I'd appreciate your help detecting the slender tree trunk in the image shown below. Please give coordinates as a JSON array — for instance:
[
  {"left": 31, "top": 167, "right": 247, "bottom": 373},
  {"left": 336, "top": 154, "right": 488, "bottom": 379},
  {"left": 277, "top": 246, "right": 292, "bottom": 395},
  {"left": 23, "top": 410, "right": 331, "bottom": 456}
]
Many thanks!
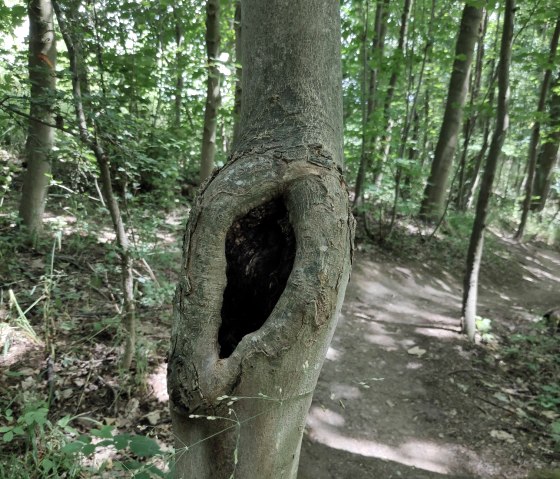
[
  {"left": 464, "top": 106, "right": 493, "bottom": 209},
  {"left": 455, "top": 8, "right": 488, "bottom": 209},
  {"left": 420, "top": 88, "right": 431, "bottom": 167},
  {"left": 19, "top": 0, "right": 57, "bottom": 236},
  {"left": 462, "top": 0, "right": 514, "bottom": 341},
  {"left": 461, "top": 9, "right": 501, "bottom": 209},
  {"left": 53, "top": 0, "right": 136, "bottom": 369},
  {"left": 533, "top": 75, "right": 560, "bottom": 211},
  {"left": 232, "top": 0, "right": 242, "bottom": 148},
  {"left": 516, "top": 17, "right": 560, "bottom": 236},
  {"left": 167, "top": 1, "right": 354, "bottom": 477},
  {"left": 173, "top": 6, "right": 184, "bottom": 128},
  {"left": 353, "top": 0, "right": 389, "bottom": 208},
  {"left": 419, "top": 2, "right": 484, "bottom": 220},
  {"left": 387, "top": 1, "right": 435, "bottom": 236},
  {"left": 372, "top": 0, "right": 413, "bottom": 185},
  {"left": 199, "top": 0, "right": 221, "bottom": 183}
]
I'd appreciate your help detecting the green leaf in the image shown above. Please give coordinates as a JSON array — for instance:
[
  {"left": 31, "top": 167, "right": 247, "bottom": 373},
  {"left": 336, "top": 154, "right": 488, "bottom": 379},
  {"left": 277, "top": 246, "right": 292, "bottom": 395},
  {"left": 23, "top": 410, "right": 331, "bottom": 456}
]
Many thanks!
[
  {"left": 57, "top": 416, "right": 72, "bottom": 428},
  {"left": 129, "top": 435, "right": 161, "bottom": 457},
  {"left": 113, "top": 434, "right": 132, "bottom": 450},
  {"left": 3, "top": 430, "right": 14, "bottom": 442},
  {"left": 82, "top": 443, "right": 97, "bottom": 455},
  {"left": 91, "top": 424, "right": 114, "bottom": 439},
  {"left": 62, "top": 441, "right": 85, "bottom": 454},
  {"left": 42, "top": 458, "right": 55, "bottom": 474}
]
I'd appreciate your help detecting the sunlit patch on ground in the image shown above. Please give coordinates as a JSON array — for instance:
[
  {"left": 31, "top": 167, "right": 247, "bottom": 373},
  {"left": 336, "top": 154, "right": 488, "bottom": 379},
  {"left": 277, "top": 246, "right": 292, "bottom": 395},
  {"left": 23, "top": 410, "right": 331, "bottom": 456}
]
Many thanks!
[
  {"left": 148, "top": 363, "right": 169, "bottom": 403},
  {"left": 0, "top": 326, "right": 42, "bottom": 368},
  {"left": 325, "top": 346, "right": 341, "bottom": 361},
  {"left": 306, "top": 412, "right": 456, "bottom": 474}
]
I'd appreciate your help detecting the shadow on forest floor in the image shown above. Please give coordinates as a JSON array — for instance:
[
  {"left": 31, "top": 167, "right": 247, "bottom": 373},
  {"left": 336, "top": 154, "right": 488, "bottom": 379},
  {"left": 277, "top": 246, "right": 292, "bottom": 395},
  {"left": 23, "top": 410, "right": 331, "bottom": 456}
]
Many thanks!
[{"left": 299, "top": 235, "right": 560, "bottom": 478}]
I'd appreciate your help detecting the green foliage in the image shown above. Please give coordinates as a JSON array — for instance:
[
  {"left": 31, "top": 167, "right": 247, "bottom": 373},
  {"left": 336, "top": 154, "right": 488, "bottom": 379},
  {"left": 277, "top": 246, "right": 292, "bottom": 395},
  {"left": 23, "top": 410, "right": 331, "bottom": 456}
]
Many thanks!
[
  {"left": 475, "top": 316, "right": 496, "bottom": 342},
  {"left": 0, "top": 400, "right": 171, "bottom": 478},
  {"left": 503, "top": 321, "right": 560, "bottom": 448}
]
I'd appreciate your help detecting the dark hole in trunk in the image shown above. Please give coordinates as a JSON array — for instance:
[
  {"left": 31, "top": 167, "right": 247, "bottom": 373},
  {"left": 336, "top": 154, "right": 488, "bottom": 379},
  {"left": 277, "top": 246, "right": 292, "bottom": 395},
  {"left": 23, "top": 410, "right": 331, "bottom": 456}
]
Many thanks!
[{"left": 218, "top": 198, "right": 296, "bottom": 358}]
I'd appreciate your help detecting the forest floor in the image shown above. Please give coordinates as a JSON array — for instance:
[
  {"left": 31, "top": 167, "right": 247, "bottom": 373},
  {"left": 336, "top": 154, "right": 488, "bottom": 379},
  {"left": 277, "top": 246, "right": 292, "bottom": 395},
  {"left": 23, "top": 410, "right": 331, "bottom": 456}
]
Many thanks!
[
  {"left": 1, "top": 204, "right": 559, "bottom": 478},
  {"left": 299, "top": 227, "right": 560, "bottom": 479}
]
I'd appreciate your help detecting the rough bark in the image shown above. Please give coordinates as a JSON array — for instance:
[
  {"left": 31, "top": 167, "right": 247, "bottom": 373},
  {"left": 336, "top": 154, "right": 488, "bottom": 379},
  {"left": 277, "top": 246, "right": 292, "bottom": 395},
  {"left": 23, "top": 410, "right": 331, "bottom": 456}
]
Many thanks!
[
  {"left": 462, "top": 0, "right": 514, "bottom": 341},
  {"left": 53, "top": 0, "right": 136, "bottom": 369},
  {"left": 353, "top": 0, "right": 389, "bottom": 208},
  {"left": 515, "top": 17, "right": 560, "bottom": 239},
  {"left": 167, "top": 1, "right": 354, "bottom": 478},
  {"left": 419, "top": 2, "right": 484, "bottom": 220},
  {"left": 533, "top": 75, "right": 560, "bottom": 211},
  {"left": 199, "top": 0, "right": 221, "bottom": 183},
  {"left": 19, "top": 0, "right": 57, "bottom": 236}
]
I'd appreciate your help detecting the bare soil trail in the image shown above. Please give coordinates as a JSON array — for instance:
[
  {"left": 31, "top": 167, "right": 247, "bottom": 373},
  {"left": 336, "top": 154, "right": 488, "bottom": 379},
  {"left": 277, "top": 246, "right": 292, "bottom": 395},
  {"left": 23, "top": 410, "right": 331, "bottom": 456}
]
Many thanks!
[{"left": 299, "top": 235, "right": 560, "bottom": 479}]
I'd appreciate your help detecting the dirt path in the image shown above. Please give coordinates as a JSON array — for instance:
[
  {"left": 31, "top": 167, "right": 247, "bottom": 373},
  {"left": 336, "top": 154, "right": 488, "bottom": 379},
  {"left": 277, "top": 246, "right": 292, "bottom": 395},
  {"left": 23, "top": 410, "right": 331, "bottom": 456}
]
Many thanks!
[{"left": 298, "top": 237, "right": 560, "bottom": 479}]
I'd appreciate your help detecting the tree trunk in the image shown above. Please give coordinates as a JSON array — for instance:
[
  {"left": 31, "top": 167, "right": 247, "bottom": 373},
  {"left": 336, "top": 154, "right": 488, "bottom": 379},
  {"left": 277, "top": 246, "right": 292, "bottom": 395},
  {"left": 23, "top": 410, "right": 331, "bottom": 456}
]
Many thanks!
[
  {"left": 533, "top": 75, "right": 560, "bottom": 211},
  {"left": 19, "top": 0, "right": 57, "bottom": 236},
  {"left": 173, "top": 6, "right": 184, "bottom": 128},
  {"left": 232, "top": 0, "right": 242, "bottom": 148},
  {"left": 353, "top": 0, "right": 389, "bottom": 208},
  {"left": 167, "top": 1, "right": 354, "bottom": 477},
  {"left": 515, "top": 17, "right": 560, "bottom": 239},
  {"left": 462, "top": 0, "right": 514, "bottom": 341},
  {"left": 53, "top": 0, "right": 136, "bottom": 369},
  {"left": 199, "top": 0, "right": 221, "bottom": 183},
  {"left": 455, "top": 8, "right": 488, "bottom": 210},
  {"left": 372, "top": 0, "right": 413, "bottom": 185},
  {"left": 419, "top": 2, "right": 484, "bottom": 220}
]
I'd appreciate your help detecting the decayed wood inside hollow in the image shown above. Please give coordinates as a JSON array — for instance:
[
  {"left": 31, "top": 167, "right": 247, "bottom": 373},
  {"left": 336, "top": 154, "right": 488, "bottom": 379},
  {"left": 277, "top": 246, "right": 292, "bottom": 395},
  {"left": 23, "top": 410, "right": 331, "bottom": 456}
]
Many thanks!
[{"left": 219, "top": 198, "right": 296, "bottom": 358}]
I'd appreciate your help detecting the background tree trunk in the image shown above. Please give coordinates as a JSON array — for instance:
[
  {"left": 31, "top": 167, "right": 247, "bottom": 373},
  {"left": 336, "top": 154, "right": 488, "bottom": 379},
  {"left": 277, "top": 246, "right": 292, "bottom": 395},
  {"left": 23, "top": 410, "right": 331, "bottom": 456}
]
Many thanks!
[
  {"left": 53, "top": 0, "right": 136, "bottom": 369},
  {"left": 419, "top": 2, "right": 483, "bottom": 220},
  {"left": 515, "top": 17, "right": 560, "bottom": 240},
  {"left": 199, "top": 0, "right": 221, "bottom": 183},
  {"left": 372, "top": 0, "right": 412, "bottom": 185},
  {"left": 462, "top": 0, "right": 514, "bottom": 341},
  {"left": 19, "top": 0, "right": 57, "bottom": 236},
  {"left": 168, "top": 1, "right": 354, "bottom": 477},
  {"left": 455, "top": 8, "right": 488, "bottom": 210},
  {"left": 353, "top": 0, "right": 389, "bottom": 208},
  {"left": 532, "top": 75, "right": 560, "bottom": 212},
  {"left": 173, "top": 6, "right": 184, "bottom": 128},
  {"left": 232, "top": 0, "right": 242, "bottom": 148}
]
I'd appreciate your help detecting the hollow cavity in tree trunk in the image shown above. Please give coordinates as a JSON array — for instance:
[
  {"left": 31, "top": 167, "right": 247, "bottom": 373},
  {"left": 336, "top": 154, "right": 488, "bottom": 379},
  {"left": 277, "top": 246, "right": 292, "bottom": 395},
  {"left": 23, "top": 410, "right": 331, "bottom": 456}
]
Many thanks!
[{"left": 218, "top": 198, "right": 296, "bottom": 358}]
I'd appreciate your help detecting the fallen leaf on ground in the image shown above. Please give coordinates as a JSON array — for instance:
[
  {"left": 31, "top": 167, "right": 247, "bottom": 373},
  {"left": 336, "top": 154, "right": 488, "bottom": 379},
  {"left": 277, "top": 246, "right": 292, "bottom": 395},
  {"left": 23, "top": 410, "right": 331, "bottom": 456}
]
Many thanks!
[
  {"left": 407, "top": 346, "right": 426, "bottom": 357},
  {"left": 490, "top": 429, "right": 515, "bottom": 443}
]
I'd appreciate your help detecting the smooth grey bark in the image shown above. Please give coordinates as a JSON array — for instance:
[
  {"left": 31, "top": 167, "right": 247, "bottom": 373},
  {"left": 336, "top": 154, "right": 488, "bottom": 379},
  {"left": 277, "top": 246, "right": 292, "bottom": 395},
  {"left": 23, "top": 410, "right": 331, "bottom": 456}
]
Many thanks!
[
  {"left": 419, "top": 2, "right": 484, "bottom": 220},
  {"left": 168, "top": 1, "right": 354, "bottom": 478},
  {"left": 53, "top": 0, "right": 136, "bottom": 369},
  {"left": 462, "top": 0, "right": 514, "bottom": 341},
  {"left": 199, "top": 0, "right": 221, "bottom": 183},
  {"left": 515, "top": 17, "right": 560, "bottom": 238},
  {"left": 353, "top": 0, "right": 389, "bottom": 208},
  {"left": 19, "top": 0, "right": 57, "bottom": 236},
  {"left": 533, "top": 75, "right": 560, "bottom": 211}
]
